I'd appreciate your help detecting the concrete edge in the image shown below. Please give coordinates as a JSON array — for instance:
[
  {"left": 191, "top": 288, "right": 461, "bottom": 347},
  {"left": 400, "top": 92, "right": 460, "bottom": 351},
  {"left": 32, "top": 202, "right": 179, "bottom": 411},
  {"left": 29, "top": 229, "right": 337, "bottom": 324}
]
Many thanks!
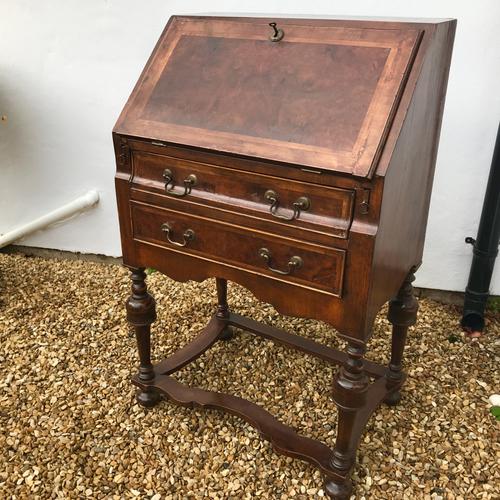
[{"left": 1, "top": 244, "right": 123, "bottom": 266}]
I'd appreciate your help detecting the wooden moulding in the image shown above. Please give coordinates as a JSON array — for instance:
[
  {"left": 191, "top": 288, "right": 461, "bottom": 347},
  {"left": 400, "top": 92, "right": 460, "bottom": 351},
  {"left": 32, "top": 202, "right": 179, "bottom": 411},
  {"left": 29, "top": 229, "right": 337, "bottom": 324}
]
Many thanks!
[{"left": 132, "top": 312, "right": 403, "bottom": 482}]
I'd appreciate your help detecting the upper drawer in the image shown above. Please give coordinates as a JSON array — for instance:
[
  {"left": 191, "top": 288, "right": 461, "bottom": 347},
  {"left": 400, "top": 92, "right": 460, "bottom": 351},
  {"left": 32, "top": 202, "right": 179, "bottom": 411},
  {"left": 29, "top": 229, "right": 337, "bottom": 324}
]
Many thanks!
[{"left": 130, "top": 150, "right": 354, "bottom": 239}]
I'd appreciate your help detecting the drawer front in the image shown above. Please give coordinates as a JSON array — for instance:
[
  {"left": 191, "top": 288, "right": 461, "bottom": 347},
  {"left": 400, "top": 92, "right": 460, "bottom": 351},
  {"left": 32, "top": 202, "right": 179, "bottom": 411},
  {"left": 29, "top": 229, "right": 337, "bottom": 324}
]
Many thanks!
[
  {"left": 131, "top": 201, "right": 346, "bottom": 297},
  {"left": 131, "top": 150, "right": 354, "bottom": 239}
]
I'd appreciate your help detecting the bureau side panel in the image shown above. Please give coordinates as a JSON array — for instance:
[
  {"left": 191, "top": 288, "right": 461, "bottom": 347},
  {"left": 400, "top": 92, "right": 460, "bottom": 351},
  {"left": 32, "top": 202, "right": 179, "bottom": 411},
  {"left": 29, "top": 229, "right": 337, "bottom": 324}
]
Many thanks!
[
  {"left": 113, "top": 133, "right": 137, "bottom": 266},
  {"left": 367, "top": 20, "right": 456, "bottom": 320}
]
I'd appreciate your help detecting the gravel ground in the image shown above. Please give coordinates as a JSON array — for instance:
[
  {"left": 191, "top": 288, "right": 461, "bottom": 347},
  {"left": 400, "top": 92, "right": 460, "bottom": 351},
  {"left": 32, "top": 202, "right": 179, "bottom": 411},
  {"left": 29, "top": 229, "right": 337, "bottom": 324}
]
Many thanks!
[{"left": 0, "top": 252, "right": 499, "bottom": 500}]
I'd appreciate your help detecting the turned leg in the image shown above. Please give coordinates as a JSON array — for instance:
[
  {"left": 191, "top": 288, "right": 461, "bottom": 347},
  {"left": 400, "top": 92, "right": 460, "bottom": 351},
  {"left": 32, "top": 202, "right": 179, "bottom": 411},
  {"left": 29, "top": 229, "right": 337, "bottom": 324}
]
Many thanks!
[
  {"left": 325, "top": 343, "right": 369, "bottom": 499},
  {"left": 126, "top": 268, "right": 161, "bottom": 407},
  {"left": 384, "top": 269, "right": 419, "bottom": 405},
  {"left": 216, "top": 278, "right": 234, "bottom": 341}
]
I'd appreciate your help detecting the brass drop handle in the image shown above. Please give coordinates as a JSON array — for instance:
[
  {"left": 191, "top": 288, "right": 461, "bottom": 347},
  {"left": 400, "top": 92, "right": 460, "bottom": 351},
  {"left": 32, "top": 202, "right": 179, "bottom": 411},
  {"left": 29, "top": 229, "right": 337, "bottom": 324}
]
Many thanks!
[
  {"left": 163, "top": 168, "right": 197, "bottom": 197},
  {"left": 264, "top": 189, "right": 311, "bottom": 221},
  {"left": 161, "top": 223, "right": 195, "bottom": 247},
  {"left": 258, "top": 247, "right": 303, "bottom": 275}
]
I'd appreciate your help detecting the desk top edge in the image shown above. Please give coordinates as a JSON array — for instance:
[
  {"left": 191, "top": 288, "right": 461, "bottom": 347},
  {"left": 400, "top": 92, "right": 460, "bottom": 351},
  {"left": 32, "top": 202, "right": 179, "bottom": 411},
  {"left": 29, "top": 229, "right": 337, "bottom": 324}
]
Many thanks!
[{"left": 173, "top": 14, "right": 456, "bottom": 26}]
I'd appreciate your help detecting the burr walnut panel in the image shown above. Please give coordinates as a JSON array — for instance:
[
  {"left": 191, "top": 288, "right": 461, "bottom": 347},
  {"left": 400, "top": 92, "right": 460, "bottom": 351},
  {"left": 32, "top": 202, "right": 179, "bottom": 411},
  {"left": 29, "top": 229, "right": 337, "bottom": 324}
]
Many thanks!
[{"left": 143, "top": 36, "right": 389, "bottom": 152}]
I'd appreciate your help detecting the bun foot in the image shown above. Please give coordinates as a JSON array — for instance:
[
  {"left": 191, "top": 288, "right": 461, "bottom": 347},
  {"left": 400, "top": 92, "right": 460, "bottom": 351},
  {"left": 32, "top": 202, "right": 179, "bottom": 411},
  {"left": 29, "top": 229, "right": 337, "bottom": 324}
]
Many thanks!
[
  {"left": 136, "top": 389, "right": 161, "bottom": 408},
  {"left": 219, "top": 325, "right": 234, "bottom": 341},
  {"left": 324, "top": 477, "right": 352, "bottom": 499},
  {"left": 384, "top": 389, "right": 401, "bottom": 406}
]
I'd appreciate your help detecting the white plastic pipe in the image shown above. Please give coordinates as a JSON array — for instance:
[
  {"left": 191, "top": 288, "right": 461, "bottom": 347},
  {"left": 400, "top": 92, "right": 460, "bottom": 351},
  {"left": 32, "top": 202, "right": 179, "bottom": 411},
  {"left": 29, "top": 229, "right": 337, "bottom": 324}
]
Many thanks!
[{"left": 0, "top": 190, "right": 99, "bottom": 248}]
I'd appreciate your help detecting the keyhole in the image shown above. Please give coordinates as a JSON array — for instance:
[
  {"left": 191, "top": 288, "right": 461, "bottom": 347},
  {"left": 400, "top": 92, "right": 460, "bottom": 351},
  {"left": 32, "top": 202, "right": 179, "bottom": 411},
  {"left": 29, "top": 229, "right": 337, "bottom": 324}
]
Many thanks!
[{"left": 268, "top": 22, "right": 284, "bottom": 42}]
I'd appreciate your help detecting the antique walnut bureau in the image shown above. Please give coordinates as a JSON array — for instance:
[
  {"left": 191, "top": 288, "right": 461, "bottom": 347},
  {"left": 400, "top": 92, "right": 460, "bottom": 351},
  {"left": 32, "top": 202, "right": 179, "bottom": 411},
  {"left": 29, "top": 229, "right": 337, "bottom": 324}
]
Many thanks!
[{"left": 114, "top": 16, "right": 455, "bottom": 498}]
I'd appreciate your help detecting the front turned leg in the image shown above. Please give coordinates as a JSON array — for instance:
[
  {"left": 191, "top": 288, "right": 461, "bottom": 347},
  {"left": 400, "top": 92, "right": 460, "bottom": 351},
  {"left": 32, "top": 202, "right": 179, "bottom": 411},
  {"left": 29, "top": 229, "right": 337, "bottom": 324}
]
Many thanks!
[
  {"left": 126, "top": 268, "right": 161, "bottom": 407},
  {"left": 216, "top": 278, "right": 234, "bottom": 341},
  {"left": 385, "top": 269, "right": 419, "bottom": 405},
  {"left": 325, "top": 343, "right": 369, "bottom": 499}
]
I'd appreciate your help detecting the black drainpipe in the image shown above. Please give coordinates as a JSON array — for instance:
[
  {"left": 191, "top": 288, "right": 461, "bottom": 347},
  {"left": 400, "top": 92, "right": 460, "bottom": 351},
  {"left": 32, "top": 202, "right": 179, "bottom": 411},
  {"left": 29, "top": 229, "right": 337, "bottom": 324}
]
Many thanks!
[{"left": 461, "top": 122, "right": 500, "bottom": 333}]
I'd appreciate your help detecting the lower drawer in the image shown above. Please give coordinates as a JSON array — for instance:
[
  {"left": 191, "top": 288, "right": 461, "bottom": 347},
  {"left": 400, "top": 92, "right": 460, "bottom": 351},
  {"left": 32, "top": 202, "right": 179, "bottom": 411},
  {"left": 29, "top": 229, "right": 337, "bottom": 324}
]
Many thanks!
[{"left": 131, "top": 201, "right": 346, "bottom": 297}]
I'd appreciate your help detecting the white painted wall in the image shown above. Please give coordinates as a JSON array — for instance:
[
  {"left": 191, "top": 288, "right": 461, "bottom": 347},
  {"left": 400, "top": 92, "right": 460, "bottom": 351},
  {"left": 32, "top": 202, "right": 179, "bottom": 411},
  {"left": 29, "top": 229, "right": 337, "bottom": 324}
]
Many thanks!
[{"left": 1, "top": 1, "right": 499, "bottom": 293}]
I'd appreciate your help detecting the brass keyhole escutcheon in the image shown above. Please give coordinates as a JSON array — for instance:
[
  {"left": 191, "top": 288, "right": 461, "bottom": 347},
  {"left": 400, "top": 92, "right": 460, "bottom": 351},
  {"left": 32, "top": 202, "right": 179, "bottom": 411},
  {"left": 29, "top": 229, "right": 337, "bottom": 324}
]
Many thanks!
[{"left": 268, "top": 22, "right": 284, "bottom": 42}]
